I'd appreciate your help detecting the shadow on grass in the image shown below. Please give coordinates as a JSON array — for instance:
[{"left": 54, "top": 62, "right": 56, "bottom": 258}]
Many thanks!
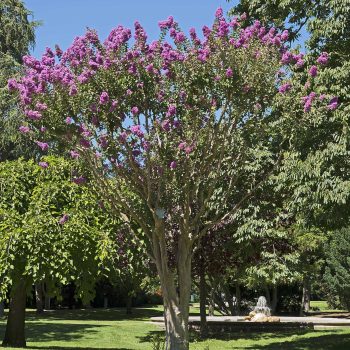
[
  {"left": 245, "top": 331, "right": 350, "bottom": 350},
  {"left": 137, "top": 329, "right": 312, "bottom": 344},
  {"left": 0, "top": 322, "right": 101, "bottom": 343},
  {"left": 25, "top": 347, "right": 132, "bottom": 350},
  {"left": 22, "top": 306, "right": 164, "bottom": 322},
  {"left": 138, "top": 329, "right": 350, "bottom": 350},
  {"left": 0, "top": 322, "right": 139, "bottom": 349}
]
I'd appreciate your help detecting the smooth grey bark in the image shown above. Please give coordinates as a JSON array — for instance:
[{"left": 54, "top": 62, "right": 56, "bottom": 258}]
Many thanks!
[
  {"left": 35, "top": 282, "right": 44, "bottom": 314},
  {"left": 199, "top": 268, "right": 208, "bottom": 338},
  {"left": 153, "top": 219, "right": 191, "bottom": 350},
  {"left": 300, "top": 276, "right": 311, "bottom": 315},
  {"left": 2, "top": 278, "right": 27, "bottom": 348}
]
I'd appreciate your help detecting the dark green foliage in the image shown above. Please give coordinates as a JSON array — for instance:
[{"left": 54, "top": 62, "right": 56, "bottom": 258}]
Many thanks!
[
  {"left": 0, "top": 0, "right": 39, "bottom": 161},
  {"left": 323, "top": 227, "right": 350, "bottom": 310}
]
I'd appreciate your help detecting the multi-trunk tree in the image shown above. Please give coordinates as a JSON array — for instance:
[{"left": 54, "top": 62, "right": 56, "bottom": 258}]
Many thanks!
[{"left": 9, "top": 8, "right": 338, "bottom": 349}]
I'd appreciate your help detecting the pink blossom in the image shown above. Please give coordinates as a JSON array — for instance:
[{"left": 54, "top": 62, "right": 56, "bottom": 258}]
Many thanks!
[
  {"left": 65, "top": 117, "right": 73, "bottom": 124},
  {"left": 327, "top": 97, "right": 338, "bottom": 110},
  {"left": 7, "top": 78, "right": 18, "bottom": 91},
  {"left": 167, "top": 105, "right": 176, "bottom": 117},
  {"left": 25, "top": 110, "right": 42, "bottom": 120},
  {"left": 35, "top": 141, "right": 49, "bottom": 151},
  {"left": 161, "top": 119, "right": 171, "bottom": 132},
  {"left": 131, "top": 106, "right": 139, "bottom": 115},
  {"left": 19, "top": 126, "right": 30, "bottom": 133},
  {"left": 99, "top": 91, "right": 109, "bottom": 104},
  {"left": 36, "top": 102, "right": 48, "bottom": 111},
  {"left": 59, "top": 214, "right": 69, "bottom": 224},
  {"left": 70, "top": 150, "right": 80, "bottom": 159},
  {"left": 170, "top": 161, "right": 177, "bottom": 169},
  {"left": 308, "top": 65, "right": 317, "bottom": 77},
  {"left": 39, "top": 161, "right": 49, "bottom": 168},
  {"left": 317, "top": 52, "right": 329, "bottom": 65},
  {"left": 226, "top": 68, "right": 233, "bottom": 78},
  {"left": 130, "top": 125, "right": 144, "bottom": 138},
  {"left": 278, "top": 83, "right": 292, "bottom": 94},
  {"left": 178, "top": 142, "right": 186, "bottom": 150},
  {"left": 281, "top": 30, "right": 289, "bottom": 41},
  {"left": 72, "top": 176, "right": 86, "bottom": 185},
  {"left": 69, "top": 85, "right": 78, "bottom": 96}
]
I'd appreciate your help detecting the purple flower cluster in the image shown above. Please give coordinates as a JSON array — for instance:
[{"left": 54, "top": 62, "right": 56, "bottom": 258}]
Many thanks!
[
  {"left": 327, "top": 97, "right": 338, "bottom": 110},
  {"left": 38, "top": 161, "right": 49, "bottom": 168},
  {"left": 19, "top": 125, "right": 30, "bottom": 133},
  {"left": 130, "top": 125, "right": 144, "bottom": 138},
  {"left": 35, "top": 141, "right": 49, "bottom": 151},
  {"left": 278, "top": 82, "right": 292, "bottom": 94},
  {"left": 317, "top": 52, "right": 329, "bottom": 65},
  {"left": 308, "top": 65, "right": 318, "bottom": 77},
  {"left": 303, "top": 92, "right": 317, "bottom": 112},
  {"left": 59, "top": 213, "right": 69, "bottom": 225}
]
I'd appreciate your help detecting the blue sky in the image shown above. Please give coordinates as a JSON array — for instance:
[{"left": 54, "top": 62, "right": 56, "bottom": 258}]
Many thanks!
[{"left": 24, "top": 0, "right": 237, "bottom": 58}]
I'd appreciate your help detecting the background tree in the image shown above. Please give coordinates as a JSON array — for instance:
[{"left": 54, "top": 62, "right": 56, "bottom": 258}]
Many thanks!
[
  {"left": 0, "top": 0, "right": 40, "bottom": 161},
  {"left": 0, "top": 157, "right": 114, "bottom": 347},
  {"left": 323, "top": 227, "right": 350, "bottom": 310}
]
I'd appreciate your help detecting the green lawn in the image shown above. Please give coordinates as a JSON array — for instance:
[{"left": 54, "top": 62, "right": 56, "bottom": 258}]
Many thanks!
[
  {"left": 310, "top": 300, "right": 346, "bottom": 313},
  {"left": 0, "top": 305, "right": 349, "bottom": 349}
]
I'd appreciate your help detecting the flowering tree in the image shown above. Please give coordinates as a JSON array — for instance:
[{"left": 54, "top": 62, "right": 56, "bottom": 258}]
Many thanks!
[{"left": 9, "top": 8, "right": 337, "bottom": 349}]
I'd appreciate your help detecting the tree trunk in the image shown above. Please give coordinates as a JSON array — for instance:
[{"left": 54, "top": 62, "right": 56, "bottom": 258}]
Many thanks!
[
  {"left": 35, "top": 282, "right": 44, "bottom": 314},
  {"left": 44, "top": 295, "right": 51, "bottom": 310},
  {"left": 0, "top": 302, "right": 4, "bottom": 318},
  {"left": 103, "top": 296, "right": 108, "bottom": 308},
  {"left": 265, "top": 285, "right": 271, "bottom": 307},
  {"left": 235, "top": 284, "right": 241, "bottom": 316},
  {"left": 153, "top": 220, "right": 191, "bottom": 350},
  {"left": 271, "top": 285, "right": 278, "bottom": 315},
  {"left": 208, "top": 287, "right": 215, "bottom": 316},
  {"left": 199, "top": 268, "right": 208, "bottom": 338},
  {"left": 300, "top": 276, "right": 311, "bottom": 315},
  {"left": 2, "top": 278, "right": 27, "bottom": 348},
  {"left": 126, "top": 294, "right": 132, "bottom": 315},
  {"left": 223, "top": 285, "right": 235, "bottom": 316}
]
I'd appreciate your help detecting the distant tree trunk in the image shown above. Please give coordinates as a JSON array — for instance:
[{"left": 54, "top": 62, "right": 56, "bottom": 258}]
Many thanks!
[
  {"left": 223, "top": 285, "right": 235, "bottom": 316},
  {"left": 0, "top": 302, "right": 4, "bottom": 317},
  {"left": 265, "top": 285, "right": 271, "bottom": 307},
  {"left": 199, "top": 268, "right": 208, "bottom": 338},
  {"left": 44, "top": 295, "right": 51, "bottom": 310},
  {"left": 2, "top": 278, "right": 27, "bottom": 348},
  {"left": 103, "top": 296, "right": 108, "bottom": 309},
  {"left": 126, "top": 294, "right": 132, "bottom": 314},
  {"left": 271, "top": 285, "right": 278, "bottom": 315},
  {"left": 208, "top": 287, "right": 215, "bottom": 316},
  {"left": 300, "top": 276, "right": 311, "bottom": 315},
  {"left": 235, "top": 284, "right": 241, "bottom": 316},
  {"left": 35, "top": 282, "right": 44, "bottom": 314}
]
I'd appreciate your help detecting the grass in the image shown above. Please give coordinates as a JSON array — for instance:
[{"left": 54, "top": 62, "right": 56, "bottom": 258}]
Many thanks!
[
  {"left": 310, "top": 300, "right": 346, "bottom": 313},
  {"left": 0, "top": 304, "right": 349, "bottom": 349}
]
